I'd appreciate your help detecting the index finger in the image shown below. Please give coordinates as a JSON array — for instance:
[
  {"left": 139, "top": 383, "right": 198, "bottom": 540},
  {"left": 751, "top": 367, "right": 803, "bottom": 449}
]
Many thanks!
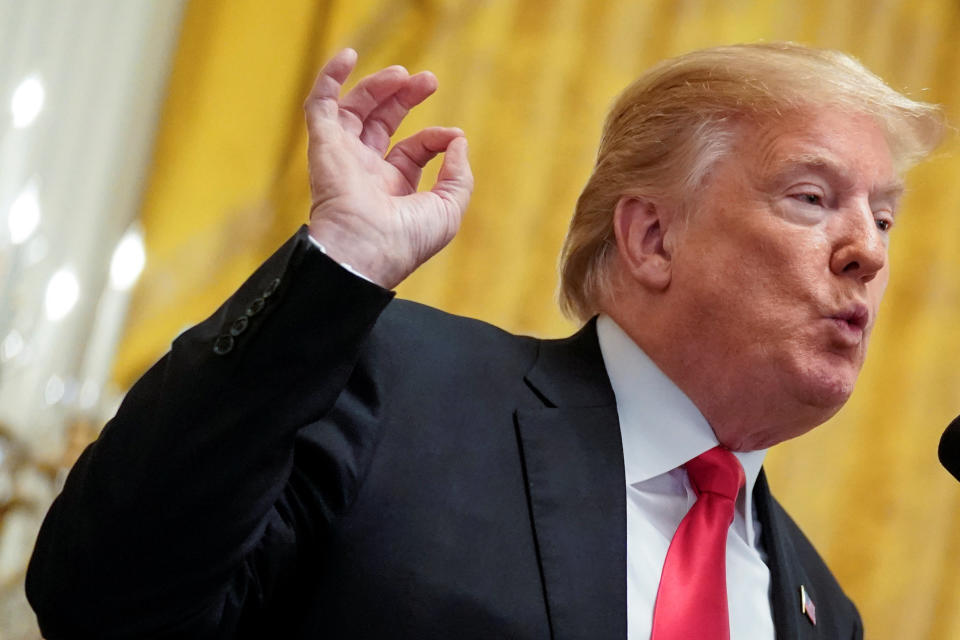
[{"left": 305, "top": 48, "right": 358, "bottom": 105}]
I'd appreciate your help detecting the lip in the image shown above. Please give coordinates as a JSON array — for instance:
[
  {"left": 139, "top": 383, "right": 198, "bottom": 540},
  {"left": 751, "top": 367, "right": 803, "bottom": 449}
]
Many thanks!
[{"left": 826, "top": 303, "right": 869, "bottom": 346}]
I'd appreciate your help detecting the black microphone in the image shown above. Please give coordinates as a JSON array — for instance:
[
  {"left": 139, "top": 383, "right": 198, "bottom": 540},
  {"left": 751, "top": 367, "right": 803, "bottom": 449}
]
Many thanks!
[{"left": 938, "top": 415, "right": 960, "bottom": 481}]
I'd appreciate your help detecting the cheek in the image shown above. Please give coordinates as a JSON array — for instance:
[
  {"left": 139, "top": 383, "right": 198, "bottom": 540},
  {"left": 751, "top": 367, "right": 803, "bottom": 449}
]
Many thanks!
[
  {"left": 872, "top": 263, "right": 891, "bottom": 300},
  {"left": 680, "top": 258, "right": 798, "bottom": 343},
  {"left": 708, "top": 240, "right": 807, "bottom": 308},
  {"left": 673, "top": 216, "right": 825, "bottom": 336}
]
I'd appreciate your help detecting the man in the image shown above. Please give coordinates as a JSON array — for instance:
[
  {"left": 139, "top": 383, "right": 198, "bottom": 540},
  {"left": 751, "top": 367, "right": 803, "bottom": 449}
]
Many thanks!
[{"left": 27, "top": 43, "right": 942, "bottom": 639}]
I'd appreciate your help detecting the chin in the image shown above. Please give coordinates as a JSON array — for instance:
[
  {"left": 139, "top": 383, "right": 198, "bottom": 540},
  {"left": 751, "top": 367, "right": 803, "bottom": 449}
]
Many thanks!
[
  {"left": 790, "top": 355, "right": 861, "bottom": 416},
  {"left": 724, "top": 361, "right": 857, "bottom": 450}
]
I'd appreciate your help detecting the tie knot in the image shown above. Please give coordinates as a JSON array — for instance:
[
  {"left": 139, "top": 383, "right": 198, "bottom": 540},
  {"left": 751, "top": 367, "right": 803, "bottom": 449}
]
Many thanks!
[{"left": 684, "top": 446, "right": 745, "bottom": 501}]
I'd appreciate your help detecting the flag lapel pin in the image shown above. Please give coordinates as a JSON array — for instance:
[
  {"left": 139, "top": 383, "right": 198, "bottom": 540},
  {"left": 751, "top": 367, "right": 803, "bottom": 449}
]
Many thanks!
[{"left": 800, "top": 584, "right": 817, "bottom": 626}]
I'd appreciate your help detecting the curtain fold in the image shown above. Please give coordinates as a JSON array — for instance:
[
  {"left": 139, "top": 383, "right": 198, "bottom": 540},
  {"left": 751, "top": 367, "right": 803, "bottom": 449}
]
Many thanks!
[{"left": 115, "top": 1, "right": 960, "bottom": 637}]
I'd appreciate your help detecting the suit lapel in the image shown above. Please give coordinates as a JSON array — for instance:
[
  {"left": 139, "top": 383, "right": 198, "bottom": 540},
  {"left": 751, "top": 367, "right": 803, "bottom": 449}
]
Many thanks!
[
  {"left": 755, "top": 469, "right": 816, "bottom": 640},
  {"left": 515, "top": 319, "right": 627, "bottom": 640}
]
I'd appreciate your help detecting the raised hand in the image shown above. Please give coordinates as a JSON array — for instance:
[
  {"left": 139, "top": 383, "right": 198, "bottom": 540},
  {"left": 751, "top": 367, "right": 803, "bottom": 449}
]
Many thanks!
[{"left": 304, "top": 48, "right": 473, "bottom": 289}]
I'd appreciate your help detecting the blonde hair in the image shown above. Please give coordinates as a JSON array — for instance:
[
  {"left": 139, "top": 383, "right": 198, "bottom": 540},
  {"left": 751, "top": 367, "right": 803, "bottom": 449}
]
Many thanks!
[{"left": 557, "top": 42, "right": 945, "bottom": 321}]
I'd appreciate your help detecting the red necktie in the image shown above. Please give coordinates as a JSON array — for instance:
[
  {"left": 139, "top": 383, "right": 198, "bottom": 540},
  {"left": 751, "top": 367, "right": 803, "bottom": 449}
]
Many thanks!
[{"left": 650, "top": 446, "right": 746, "bottom": 640}]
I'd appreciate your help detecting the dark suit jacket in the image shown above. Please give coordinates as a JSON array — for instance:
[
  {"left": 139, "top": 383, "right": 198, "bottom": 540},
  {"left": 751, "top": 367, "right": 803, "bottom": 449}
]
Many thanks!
[{"left": 27, "top": 227, "right": 863, "bottom": 639}]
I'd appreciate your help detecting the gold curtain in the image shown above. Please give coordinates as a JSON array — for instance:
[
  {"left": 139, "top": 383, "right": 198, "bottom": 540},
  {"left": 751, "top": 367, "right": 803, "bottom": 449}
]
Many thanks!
[{"left": 115, "top": 1, "right": 960, "bottom": 637}]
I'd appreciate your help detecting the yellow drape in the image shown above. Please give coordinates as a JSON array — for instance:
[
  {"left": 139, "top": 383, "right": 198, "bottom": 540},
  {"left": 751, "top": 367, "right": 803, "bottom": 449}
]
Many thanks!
[{"left": 115, "top": 1, "right": 960, "bottom": 636}]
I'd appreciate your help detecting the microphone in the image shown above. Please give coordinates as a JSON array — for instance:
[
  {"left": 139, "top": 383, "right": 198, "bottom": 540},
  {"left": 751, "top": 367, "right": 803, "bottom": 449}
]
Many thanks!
[{"left": 938, "top": 415, "right": 960, "bottom": 481}]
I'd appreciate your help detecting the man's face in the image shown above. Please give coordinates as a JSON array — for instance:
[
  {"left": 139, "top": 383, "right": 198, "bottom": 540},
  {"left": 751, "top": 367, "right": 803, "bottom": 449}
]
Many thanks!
[{"left": 664, "top": 108, "right": 901, "bottom": 449}]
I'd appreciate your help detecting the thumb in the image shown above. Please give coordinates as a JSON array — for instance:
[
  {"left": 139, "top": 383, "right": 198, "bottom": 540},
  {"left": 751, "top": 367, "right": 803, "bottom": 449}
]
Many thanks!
[{"left": 432, "top": 135, "right": 473, "bottom": 216}]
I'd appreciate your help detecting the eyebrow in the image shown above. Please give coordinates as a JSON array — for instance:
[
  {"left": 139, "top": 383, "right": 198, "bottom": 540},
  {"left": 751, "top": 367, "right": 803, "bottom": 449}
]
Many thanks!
[{"left": 765, "top": 153, "right": 905, "bottom": 203}]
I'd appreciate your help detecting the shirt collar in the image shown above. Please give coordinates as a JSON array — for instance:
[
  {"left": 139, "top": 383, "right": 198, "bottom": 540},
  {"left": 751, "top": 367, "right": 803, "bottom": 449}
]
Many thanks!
[{"left": 596, "top": 315, "right": 766, "bottom": 525}]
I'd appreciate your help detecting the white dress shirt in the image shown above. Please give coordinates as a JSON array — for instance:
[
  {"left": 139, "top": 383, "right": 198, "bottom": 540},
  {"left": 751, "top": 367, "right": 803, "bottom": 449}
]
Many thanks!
[{"left": 596, "top": 315, "right": 776, "bottom": 640}]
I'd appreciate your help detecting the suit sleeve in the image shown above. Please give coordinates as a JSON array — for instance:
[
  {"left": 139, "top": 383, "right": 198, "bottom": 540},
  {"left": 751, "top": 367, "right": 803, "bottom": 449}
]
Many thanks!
[
  {"left": 852, "top": 602, "right": 864, "bottom": 640},
  {"left": 26, "top": 226, "right": 394, "bottom": 639}
]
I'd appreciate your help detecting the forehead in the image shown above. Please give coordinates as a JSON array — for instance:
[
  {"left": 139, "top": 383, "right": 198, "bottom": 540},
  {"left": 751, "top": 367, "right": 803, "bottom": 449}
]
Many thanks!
[{"left": 744, "top": 109, "right": 901, "bottom": 193}]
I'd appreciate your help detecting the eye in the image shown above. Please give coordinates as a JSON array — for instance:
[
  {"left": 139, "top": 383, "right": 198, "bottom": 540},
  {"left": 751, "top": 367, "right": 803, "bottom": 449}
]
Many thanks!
[
  {"left": 876, "top": 218, "right": 893, "bottom": 232},
  {"left": 793, "top": 193, "right": 823, "bottom": 206}
]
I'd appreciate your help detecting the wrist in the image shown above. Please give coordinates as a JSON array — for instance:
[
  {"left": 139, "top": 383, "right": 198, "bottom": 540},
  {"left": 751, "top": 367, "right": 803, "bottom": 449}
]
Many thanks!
[
  {"left": 307, "top": 219, "right": 401, "bottom": 289},
  {"left": 306, "top": 235, "right": 376, "bottom": 284}
]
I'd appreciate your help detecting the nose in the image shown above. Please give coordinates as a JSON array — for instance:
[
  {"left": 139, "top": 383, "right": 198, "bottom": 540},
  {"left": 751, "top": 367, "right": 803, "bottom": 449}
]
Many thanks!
[{"left": 829, "top": 204, "right": 887, "bottom": 283}]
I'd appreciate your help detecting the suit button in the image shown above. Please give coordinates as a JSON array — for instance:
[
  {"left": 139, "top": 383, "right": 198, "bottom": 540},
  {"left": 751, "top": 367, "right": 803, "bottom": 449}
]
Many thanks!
[
  {"left": 229, "top": 316, "right": 249, "bottom": 336},
  {"left": 213, "top": 334, "right": 234, "bottom": 355},
  {"left": 246, "top": 297, "right": 265, "bottom": 317},
  {"left": 263, "top": 277, "right": 281, "bottom": 298}
]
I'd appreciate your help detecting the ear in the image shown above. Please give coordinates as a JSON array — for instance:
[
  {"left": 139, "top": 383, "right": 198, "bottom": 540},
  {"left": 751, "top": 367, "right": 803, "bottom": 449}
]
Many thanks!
[{"left": 612, "top": 195, "right": 673, "bottom": 291}]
